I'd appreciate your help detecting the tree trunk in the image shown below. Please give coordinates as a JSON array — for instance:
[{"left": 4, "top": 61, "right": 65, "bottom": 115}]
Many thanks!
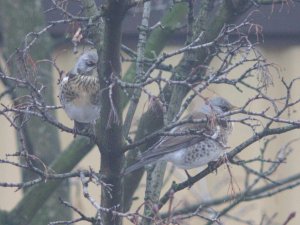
[{"left": 82, "top": 1, "right": 126, "bottom": 224}]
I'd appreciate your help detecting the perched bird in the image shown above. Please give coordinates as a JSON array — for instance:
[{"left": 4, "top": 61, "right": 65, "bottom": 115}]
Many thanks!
[
  {"left": 124, "top": 97, "right": 236, "bottom": 175},
  {"left": 59, "top": 51, "right": 101, "bottom": 134}
]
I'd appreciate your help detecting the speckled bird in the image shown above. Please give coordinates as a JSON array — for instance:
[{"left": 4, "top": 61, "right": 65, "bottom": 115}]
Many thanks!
[
  {"left": 124, "top": 97, "right": 235, "bottom": 175},
  {"left": 59, "top": 51, "right": 101, "bottom": 134}
]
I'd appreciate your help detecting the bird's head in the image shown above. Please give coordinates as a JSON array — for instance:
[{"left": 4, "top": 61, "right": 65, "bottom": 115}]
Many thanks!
[
  {"left": 201, "top": 97, "right": 236, "bottom": 115},
  {"left": 73, "top": 51, "right": 98, "bottom": 76}
]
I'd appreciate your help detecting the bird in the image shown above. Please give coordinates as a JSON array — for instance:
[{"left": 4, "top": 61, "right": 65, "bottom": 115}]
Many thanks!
[
  {"left": 124, "top": 97, "right": 236, "bottom": 175},
  {"left": 59, "top": 51, "right": 101, "bottom": 135}
]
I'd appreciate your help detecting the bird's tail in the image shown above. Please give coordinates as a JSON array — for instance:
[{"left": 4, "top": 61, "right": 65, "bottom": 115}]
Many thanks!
[
  {"left": 74, "top": 121, "right": 93, "bottom": 135},
  {"left": 123, "top": 157, "right": 160, "bottom": 175}
]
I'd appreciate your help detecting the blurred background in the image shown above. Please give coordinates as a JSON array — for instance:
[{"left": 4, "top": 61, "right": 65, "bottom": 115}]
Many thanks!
[{"left": 1, "top": 1, "right": 300, "bottom": 224}]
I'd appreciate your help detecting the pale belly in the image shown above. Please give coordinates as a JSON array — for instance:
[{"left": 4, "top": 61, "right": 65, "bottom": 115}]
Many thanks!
[
  {"left": 60, "top": 82, "right": 101, "bottom": 123},
  {"left": 64, "top": 102, "right": 100, "bottom": 123},
  {"left": 162, "top": 139, "right": 223, "bottom": 169}
]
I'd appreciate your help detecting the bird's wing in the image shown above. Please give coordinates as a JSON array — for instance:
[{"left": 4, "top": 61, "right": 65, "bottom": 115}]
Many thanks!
[
  {"left": 60, "top": 74, "right": 100, "bottom": 105},
  {"left": 124, "top": 112, "right": 209, "bottom": 175},
  {"left": 82, "top": 76, "right": 101, "bottom": 105},
  {"left": 140, "top": 112, "right": 209, "bottom": 160},
  {"left": 59, "top": 76, "right": 79, "bottom": 103}
]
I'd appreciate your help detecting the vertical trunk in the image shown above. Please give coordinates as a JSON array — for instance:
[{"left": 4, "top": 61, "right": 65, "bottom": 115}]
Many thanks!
[
  {"left": 122, "top": 2, "right": 189, "bottom": 212},
  {"left": 134, "top": 0, "right": 252, "bottom": 222},
  {"left": 92, "top": 1, "right": 126, "bottom": 225}
]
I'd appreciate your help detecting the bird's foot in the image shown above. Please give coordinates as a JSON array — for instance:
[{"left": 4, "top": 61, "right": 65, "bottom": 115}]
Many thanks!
[
  {"left": 208, "top": 154, "right": 229, "bottom": 174},
  {"left": 90, "top": 123, "right": 97, "bottom": 143},
  {"left": 89, "top": 134, "right": 97, "bottom": 144},
  {"left": 207, "top": 161, "right": 218, "bottom": 174},
  {"left": 72, "top": 125, "right": 78, "bottom": 138},
  {"left": 73, "top": 121, "right": 85, "bottom": 138},
  {"left": 184, "top": 170, "right": 194, "bottom": 189}
]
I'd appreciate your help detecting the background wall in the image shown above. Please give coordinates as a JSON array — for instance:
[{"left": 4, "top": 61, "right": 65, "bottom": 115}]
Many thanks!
[{"left": 1, "top": 43, "right": 300, "bottom": 224}]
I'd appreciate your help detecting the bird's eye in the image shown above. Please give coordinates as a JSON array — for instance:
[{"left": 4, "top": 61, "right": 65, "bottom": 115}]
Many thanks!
[
  {"left": 221, "top": 106, "right": 229, "bottom": 112},
  {"left": 86, "top": 61, "right": 95, "bottom": 67}
]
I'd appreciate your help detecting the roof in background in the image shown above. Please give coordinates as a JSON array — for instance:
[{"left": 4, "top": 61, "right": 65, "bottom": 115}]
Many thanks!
[
  {"left": 2, "top": 1, "right": 300, "bottom": 45},
  {"left": 241, "top": 4, "right": 300, "bottom": 39},
  {"left": 43, "top": 0, "right": 175, "bottom": 39},
  {"left": 43, "top": 1, "right": 300, "bottom": 36}
]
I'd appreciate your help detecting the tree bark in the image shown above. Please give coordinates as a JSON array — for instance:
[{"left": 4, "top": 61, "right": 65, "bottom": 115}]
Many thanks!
[
  {"left": 98, "top": 2, "right": 126, "bottom": 224},
  {"left": 82, "top": 1, "right": 126, "bottom": 224}
]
